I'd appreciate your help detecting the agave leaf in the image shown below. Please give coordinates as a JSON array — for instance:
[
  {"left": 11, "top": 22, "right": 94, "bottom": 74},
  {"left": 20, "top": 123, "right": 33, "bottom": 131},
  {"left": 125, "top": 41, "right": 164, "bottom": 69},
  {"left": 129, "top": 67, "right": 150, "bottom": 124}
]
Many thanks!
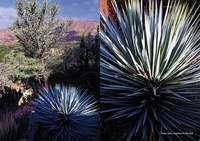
[{"left": 100, "top": 0, "right": 200, "bottom": 140}]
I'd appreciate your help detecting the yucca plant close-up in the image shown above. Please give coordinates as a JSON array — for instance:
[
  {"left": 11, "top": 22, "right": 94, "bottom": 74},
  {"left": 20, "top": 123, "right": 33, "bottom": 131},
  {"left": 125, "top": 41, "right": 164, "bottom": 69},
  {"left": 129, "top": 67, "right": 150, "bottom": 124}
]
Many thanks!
[
  {"left": 100, "top": 0, "right": 200, "bottom": 140},
  {"left": 34, "top": 85, "right": 100, "bottom": 141}
]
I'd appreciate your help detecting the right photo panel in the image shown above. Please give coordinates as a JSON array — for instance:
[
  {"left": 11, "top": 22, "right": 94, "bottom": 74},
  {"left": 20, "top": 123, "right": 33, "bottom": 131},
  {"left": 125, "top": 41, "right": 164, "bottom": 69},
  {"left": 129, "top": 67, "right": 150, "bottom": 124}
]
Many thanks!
[{"left": 100, "top": 0, "right": 200, "bottom": 141}]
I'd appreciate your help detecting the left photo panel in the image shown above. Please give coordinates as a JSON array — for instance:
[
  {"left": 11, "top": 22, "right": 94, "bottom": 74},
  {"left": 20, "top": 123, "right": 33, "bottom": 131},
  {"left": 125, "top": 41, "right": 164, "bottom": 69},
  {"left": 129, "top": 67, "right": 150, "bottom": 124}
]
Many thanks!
[{"left": 0, "top": 0, "right": 100, "bottom": 140}]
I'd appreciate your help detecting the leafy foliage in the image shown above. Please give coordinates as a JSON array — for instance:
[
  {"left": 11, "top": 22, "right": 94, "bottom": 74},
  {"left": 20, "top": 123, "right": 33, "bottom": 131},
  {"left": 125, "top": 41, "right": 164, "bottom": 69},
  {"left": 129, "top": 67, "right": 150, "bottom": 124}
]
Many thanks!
[
  {"left": 0, "top": 45, "right": 14, "bottom": 61},
  {"left": 80, "top": 33, "right": 99, "bottom": 72},
  {"left": 0, "top": 46, "right": 19, "bottom": 85},
  {"left": 35, "top": 85, "right": 100, "bottom": 141},
  {"left": 0, "top": 45, "right": 27, "bottom": 85},
  {"left": 47, "top": 44, "right": 81, "bottom": 75},
  {"left": 0, "top": 62, "right": 12, "bottom": 86},
  {"left": 100, "top": 0, "right": 200, "bottom": 140},
  {"left": 4, "top": 51, "right": 43, "bottom": 80}
]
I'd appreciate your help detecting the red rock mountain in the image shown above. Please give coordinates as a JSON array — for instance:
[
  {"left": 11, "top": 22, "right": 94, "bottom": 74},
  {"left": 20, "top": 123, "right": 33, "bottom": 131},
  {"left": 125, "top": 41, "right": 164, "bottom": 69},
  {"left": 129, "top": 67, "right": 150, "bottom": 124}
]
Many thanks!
[
  {"left": 0, "top": 29, "right": 17, "bottom": 45},
  {"left": 0, "top": 20, "right": 99, "bottom": 45},
  {"left": 63, "top": 20, "right": 98, "bottom": 43}
]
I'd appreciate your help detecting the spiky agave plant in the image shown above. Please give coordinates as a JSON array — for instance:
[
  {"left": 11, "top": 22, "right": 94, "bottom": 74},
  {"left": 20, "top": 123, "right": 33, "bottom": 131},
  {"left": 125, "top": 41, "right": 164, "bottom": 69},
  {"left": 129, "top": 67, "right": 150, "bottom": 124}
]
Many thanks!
[
  {"left": 100, "top": 0, "right": 200, "bottom": 140},
  {"left": 34, "top": 85, "right": 99, "bottom": 141}
]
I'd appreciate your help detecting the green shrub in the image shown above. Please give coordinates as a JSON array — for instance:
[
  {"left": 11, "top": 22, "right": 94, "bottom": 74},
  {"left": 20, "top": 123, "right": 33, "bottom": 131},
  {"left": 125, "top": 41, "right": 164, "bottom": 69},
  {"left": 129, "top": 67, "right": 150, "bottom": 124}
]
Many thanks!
[{"left": 0, "top": 45, "right": 23, "bottom": 62}]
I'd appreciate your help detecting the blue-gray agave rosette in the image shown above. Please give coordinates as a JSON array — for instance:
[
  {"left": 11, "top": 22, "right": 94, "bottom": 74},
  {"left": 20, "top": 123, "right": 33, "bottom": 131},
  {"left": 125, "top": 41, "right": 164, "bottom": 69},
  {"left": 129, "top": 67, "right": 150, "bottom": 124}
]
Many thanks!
[
  {"left": 35, "top": 85, "right": 99, "bottom": 141},
  {"left": 100, "top": 0, "right": 200, "bottom": 140}
]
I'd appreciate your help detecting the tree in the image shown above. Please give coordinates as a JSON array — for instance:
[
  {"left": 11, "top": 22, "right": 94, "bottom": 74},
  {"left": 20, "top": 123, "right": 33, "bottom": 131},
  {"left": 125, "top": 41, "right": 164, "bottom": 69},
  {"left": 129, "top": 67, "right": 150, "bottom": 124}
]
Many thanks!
[
  {"left": 80, "top": 32, "right": 99, "bottom": 72},
  {"left": 80, "top": 34, "right": 89, "bottom": 71},
  {"left": 94, "top": 25, "right": 100, "bottom": 71},
  {"left": 11, "top": 0, "right": 72, "bottom": 85}
]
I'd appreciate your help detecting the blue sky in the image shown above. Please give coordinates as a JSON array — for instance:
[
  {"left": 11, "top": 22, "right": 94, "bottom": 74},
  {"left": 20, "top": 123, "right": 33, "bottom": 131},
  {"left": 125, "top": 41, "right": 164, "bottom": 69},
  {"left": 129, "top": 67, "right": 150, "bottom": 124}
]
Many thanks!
[{"left": 0, "top": 0, "right": 99, "bottom": 29}]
